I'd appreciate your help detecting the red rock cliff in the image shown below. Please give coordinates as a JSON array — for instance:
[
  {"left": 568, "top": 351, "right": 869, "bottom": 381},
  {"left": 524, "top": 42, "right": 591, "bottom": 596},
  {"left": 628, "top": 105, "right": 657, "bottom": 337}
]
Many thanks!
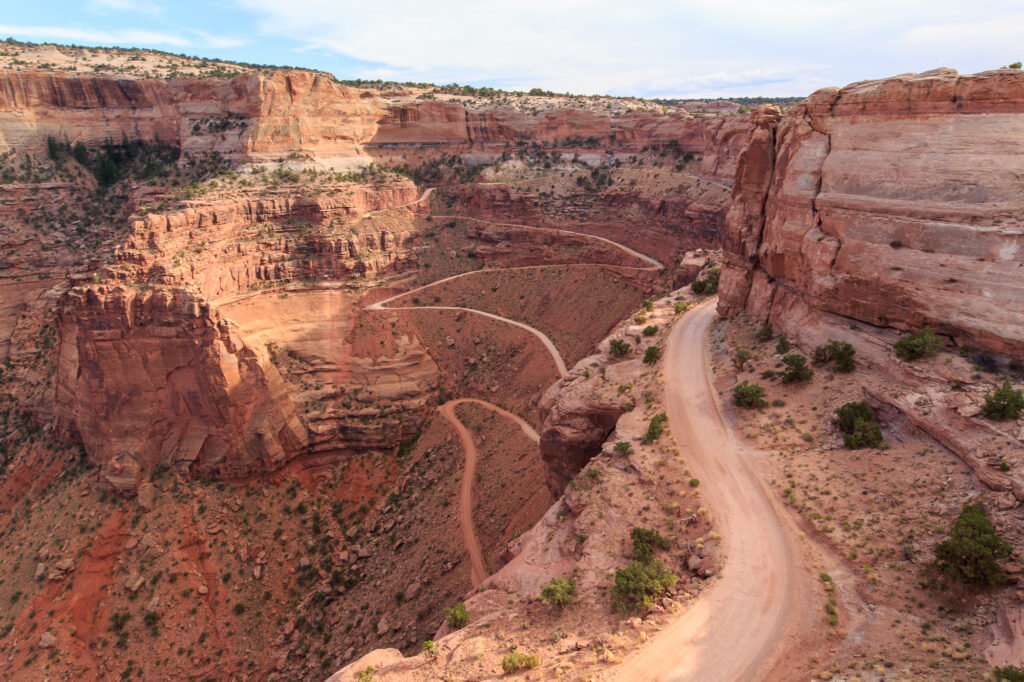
[{"left": 718, "top": 68, "right": 1024, "bottom": 360}]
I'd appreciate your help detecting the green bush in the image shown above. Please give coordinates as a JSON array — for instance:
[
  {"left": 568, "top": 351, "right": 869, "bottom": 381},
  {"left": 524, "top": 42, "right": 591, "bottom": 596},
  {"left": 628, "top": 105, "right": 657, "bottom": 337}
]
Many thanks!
[
  {"left": 825, "top": 340, "right": 856, "bottom": 372},
  {"left": 611, "top": 560, "right": 678, "bottom": 612},
  {"left": 642, "top": 413, "right": 667, "bottom": 444},
  {"left": 609, "top": 339, "right": 631, "bottom": 357},
  {"left": 754, "top": 322, "right": 774, "bottom": 342},
  {"left": 983, "top": 379, "right": 1024, "bottom": 420},
  {"left": 641, "top": 299, "right": 654, "bottom": 311},
  {"left": 642, "top": 325, "right": 658, "bottom": 336},
  {"left": 775, "top": 335, "right": 791, "bottom": 354},
  {"left": 444, "top": 601, "right": 469, "bottom": 629},
  {"left": 540, "top": 577, "right": 577, "bottom": 608},
  {"left": 733, "top": 348, "right": 752, "bottom": 370},
  {"left": 993, "top": 665, "right": 1024, "bottom": 682},
  {"left": 781, "top": 354, "right": 814, "bottom": 383},
  {"left": 894, "top": 326, "right": 942, "bottom": 361},
  {"left": 934, "top": 504, "right": 1010, "bottom": 588},
  {"left": 732, "top": 382, "right": 767, "bottom": 408},
  {"left": 613, "top": 441, "right": 633, "bottom": 456},
  {"left": 357, "top": 667, "right": 375, "bottom": 681},
  {"left": 631, "top": 527, "right": 670, "bottom": 563},
  {"left": 835, "top": 401, "right": 883, "bottom": 449},
  {"left": 691, "top": 266, "right": 720, "bottom": 295},
  {"left": 643, "top": 346, "right": 662, "bottom": 364},
  {"left": 501, "top": 652, "right": 540, "bottom": 674}
]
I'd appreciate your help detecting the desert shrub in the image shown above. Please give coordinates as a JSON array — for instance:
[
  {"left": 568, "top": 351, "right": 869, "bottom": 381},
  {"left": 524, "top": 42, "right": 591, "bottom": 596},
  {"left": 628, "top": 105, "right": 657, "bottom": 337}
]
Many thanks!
[
  {"left": 444, "top": 601, "right": 469, "bottom": 629},
  {"left": 775, "top": 335, "right": 791, "bottom": 354},
  {"left": 825, "top": 340, "right": 856, "bottom": 372},
  {"left": 609, "top": 339, "right": 631, "bottom": 357},
  {"left": 641, "top": 299, "right": 654, "bottom": 311},
  {"left": 781, "top": 354, "right": 814, "bottom": 383},
  {"left": 611, "top": 560, "right": 678, "bottom": 612},
  {"left": 993, "top": 665, "right": 1024, "bottom": 682},
  {"left": 732, "top": 382, "right": 767, "bottom": 408},
  {"left": 754, "top": 322, "right": 774, "bottom": 342},
  {"left": 691, "top": 266, "right": 720, "bottom": 295},
  {"left": 631, "top": 527, "right": 671, "bottom": 563},
  {"left": 983, "top": 379, "right": 1024, "bottom": 420},
  {"left": 934, "top": 504, "right": 1010, "bottom": 588},
  {"left": 812, "top": 345, "right": 831, "bottom": 364},
  {"left": 835, "top": 401, "right": 883, "bottom": 449},
  {"left": 674, "top": 301, "right": 689, "bottom": 314},
  {"left": 894, "top": 326, "right": 942, "bottom": 361},
  {"left": 613, "top": 441, "right": 633, "bottom": 456},
  {"left": 643, "top": 346, "right": 662, "bottom": 364},
  {"left": 421, "top": 640, "right": 438, "bottom": 660},
  {"left": 642, "top": 325, "right": 658, "bottom": 336},
  {"left": 357, "top": 667, "right": 375, "bottom": 681},
  {"left": 501, "top": 652, "right": 540, "bottom": 673},
  {"left": 733, "top": 348, "right": 752, "bottom": 370},
  {"left": 540, "top": 577, "right": 577, "bottom": 609},
  {"left": 642, "top": 413, "right": 667, "bottom": 444}
]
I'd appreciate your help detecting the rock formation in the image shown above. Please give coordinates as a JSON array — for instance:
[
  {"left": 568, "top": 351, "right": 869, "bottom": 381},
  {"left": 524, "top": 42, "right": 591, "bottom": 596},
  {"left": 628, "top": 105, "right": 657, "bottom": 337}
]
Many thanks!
[{"left": 719, "top": 68, "right": 1024, "bottom": 361}]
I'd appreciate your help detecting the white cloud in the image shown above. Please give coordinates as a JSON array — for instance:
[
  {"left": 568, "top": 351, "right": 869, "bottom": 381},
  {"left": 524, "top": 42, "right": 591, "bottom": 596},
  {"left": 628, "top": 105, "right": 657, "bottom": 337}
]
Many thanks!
[
  {"left": 0, "top": 23, "right": 244, "bottom": 50},
  {"left": 0, "top": 24, "right": 191, "bottom": 47}
]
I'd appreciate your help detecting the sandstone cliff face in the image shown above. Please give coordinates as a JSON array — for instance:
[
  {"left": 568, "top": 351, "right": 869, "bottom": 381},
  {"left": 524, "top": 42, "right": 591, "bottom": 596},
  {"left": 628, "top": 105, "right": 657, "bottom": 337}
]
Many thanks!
[
  {"left": 718, "top": 68, "right": 1024, "bottom": 360},
  {"left": 54, "top": 285, "right": 308, "bottom": 491},
  {"left": 52, "top": 180, "right": 440, "bottom": 493},
  {"left": 371, "top": 101, "right": 751, "bottom": 181},
  {"left": 0, "top": 70, "right": 384, "bottom": 165}
]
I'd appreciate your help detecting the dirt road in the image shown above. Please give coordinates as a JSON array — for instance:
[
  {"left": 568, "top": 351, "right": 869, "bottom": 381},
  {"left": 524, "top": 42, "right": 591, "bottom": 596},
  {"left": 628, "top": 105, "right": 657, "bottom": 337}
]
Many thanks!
[
  {"left": 437, "top": 398, "right": 540, "bottom": 590},
  {"left": 610, "top": 302, "right": 820, "bottom": 682}
]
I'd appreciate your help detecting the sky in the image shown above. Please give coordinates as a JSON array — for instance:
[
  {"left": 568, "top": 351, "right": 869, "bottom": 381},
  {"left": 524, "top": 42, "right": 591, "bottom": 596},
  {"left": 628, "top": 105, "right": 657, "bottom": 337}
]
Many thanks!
[{"left": 2, "top": 1, "right": 1022, "bottom": 98}]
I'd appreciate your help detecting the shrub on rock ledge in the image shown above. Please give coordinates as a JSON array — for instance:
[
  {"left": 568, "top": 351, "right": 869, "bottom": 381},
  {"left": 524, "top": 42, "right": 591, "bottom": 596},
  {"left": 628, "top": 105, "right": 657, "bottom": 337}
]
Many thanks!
[
  {"left": 609, "top": 339, "right": 631, "bottom": 357},
  {"left": 894, "top": 326, "right": 942, "bottom": 361},
  {"left": 983, "top": 379, "right": 1024, "bottom": 421},
  {"left": 540, "top": 577, "right": 577, "bottom": 609},
  {"left": 444, "top": 601, "right": 469, "bottom": 629}
]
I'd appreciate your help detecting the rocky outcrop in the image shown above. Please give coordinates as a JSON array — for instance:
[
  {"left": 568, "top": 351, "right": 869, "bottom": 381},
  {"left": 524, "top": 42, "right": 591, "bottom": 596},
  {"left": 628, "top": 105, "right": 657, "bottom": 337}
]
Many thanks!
[
  {"left": 718, "top": 68, "right": 1024, "bottom": 361},
  {"left": 54, "top": 285, "right": 308, "bottom": 490},
  {"left": 0, "top": 69, "right": 384, "bottom": 166},
  {"left": 371, "top": 102, "right": 752, "bottom": 181}
]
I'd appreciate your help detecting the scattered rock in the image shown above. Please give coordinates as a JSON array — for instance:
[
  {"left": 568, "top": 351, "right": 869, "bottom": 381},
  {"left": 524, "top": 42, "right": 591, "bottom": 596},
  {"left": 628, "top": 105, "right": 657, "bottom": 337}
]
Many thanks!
[{"left": 38, "top": 631, "right": 57, "bottom": 649}]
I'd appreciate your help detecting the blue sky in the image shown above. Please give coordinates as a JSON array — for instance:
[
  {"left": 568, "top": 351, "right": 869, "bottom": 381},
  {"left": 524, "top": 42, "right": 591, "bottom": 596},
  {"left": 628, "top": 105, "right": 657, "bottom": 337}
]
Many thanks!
[{"left": 2, "top": 1, "right": 1022, "bottom": 98}]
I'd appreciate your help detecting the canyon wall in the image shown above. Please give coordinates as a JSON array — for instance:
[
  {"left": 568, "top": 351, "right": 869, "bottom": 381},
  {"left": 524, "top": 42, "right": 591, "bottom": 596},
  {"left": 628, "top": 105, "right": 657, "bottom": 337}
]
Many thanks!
[
  {"left": 370, "top": 101, "right": 752, "bottom": 181},
  {"left": 0, "top": 69, "right": 750, "bottom": 178},
  {"left": 719, "top": 68, "right": 1024, "bottom": 360}
]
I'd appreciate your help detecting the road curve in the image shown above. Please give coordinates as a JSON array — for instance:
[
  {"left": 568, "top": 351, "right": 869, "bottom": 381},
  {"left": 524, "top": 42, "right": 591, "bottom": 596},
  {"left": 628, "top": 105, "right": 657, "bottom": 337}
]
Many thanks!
[
  {"left": 367, "top": 200, "right": 665, "bottom": 380},
  {"left": 610, "top": 302, "right": 817, "bottom": 682},
  {"left": 437, "top": 399, "right": 540, "bottom": 590}
]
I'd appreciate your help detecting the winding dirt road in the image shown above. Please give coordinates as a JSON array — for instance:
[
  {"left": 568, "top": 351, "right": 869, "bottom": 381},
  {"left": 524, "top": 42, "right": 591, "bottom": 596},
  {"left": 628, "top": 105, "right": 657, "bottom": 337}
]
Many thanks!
[
  {"left": 437, "top": 398, "right": 541, "bottom": 589},
  {"left": 610, "top": 302, "right": 820, "bottom": 682}
]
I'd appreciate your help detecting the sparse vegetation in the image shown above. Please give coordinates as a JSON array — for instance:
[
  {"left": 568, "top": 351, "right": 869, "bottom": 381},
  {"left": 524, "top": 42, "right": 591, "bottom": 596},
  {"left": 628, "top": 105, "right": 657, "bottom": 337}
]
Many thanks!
[
  {"left": 444, "top": 601, "right": 469, "bottom": 629},
  {"left": 540, "top": 577, "right": 577, "bottom": 609},
  {"left": 934, "top": 504, "right": 1010, "bottom": 588},
  {"left": 835, "top": 401, "right": 883, "bottom": 449},
  {"left": 982, "top": 378, "right": 1023, "bottom": 421},
  {"left": 609, "top": 339, "right": 631, "bottom": 357},
  {"left": 643, "top": 346, "right": 662, "bottom": 364},
  {"left": 642, "top": 413, "right": 667, "bottom": 444},
  {"left": 690, "top": 266, "right": 721, "bottom": 295},
  {"left": 501, "top": 651, "right": 540, "bottom": 674},
  {"left": 611, "top": 559, "right": 678, "bottom": 613},
  {"left": 754, "top": 322, "right": 774, "bottom": 342},
  {"left": 781, "top": 354, "right": 814, "bottom": 383},
  {"left": 732, "top": 382, "right": 767, "bottom": 409},
  {"left": 894, "top": 326, "right": 942, "bottom": 361}
]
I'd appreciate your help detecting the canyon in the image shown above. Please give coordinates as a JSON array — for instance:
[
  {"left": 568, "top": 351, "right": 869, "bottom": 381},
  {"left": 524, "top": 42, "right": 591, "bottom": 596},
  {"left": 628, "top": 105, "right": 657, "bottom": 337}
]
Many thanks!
[{"left": 0, "top": 40, "right": 1022, "bottom": 682}]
